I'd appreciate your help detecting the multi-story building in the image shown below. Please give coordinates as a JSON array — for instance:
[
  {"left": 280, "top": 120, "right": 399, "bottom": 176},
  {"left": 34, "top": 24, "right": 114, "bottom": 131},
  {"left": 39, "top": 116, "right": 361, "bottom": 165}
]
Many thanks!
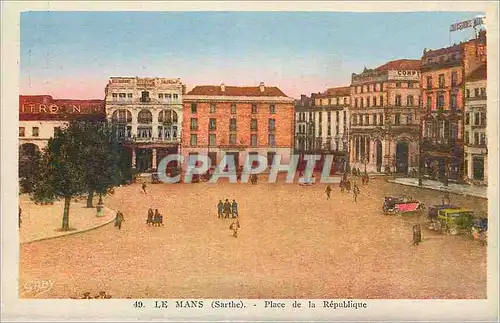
[
  {"left": 294, "top": 94, "right": 316, "bottom": 154},
  {"left": 464, "top": 63, "right": 487, "bottom": 185},
  {"left": 313, "top": 87, "right": 351, "bottom": 171},
  {"left": 420, "top": 30, "right": 486, "bottom": 183},
  {"left": 19, "top": 95, "right": 105, "bottom": 154},
  {"left": 18, "top": 95, "right": 105, "bottom": 179},
  {"left": 182, "top": 82, "right": 295, "bottom": 170},
  {"left": 105, "top": 77, "right": 185, "bottom": 172},
  {"left": 349, "top": 59, "right": 422, "bottom": 174}
]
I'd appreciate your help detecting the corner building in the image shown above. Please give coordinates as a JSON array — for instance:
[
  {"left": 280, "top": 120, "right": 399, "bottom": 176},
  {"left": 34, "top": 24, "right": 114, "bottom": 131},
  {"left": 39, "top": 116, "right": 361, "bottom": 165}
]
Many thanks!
[
  {"left": 420, "top": 30, "right": 486, "bottom": 183},
  {"left": 105, "top": 77, "right": 184, "bottom": 172},
  {"left": 349, "top": 59, "right": 422, "bottom": 174},
  {"left": 182, "top": 82, "right": 295, "bottom": 170}
]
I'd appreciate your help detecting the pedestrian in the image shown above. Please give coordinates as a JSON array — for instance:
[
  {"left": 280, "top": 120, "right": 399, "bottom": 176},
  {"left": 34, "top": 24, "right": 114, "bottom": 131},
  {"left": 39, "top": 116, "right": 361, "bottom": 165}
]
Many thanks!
[
  {"left": 412, "top": 224, "right": 422, "bottom": 246},
  {"left": 142, "top": 182, "right": 147, "bottom": 194},
  {"left": 217, "top": 200, "right": 224, "bottom": 218},
  {"left": 147, "top": 208, "right": 153, "bottom": 225},
  {"left": 159, "top": 213, "right": 164, "bottom": 227},
  {"left": 114, "top": 211, "right": 124, "bottom": 230},
  {"left": 353, "top": 183, "right": 360, "bottom": 202},
  {"left": 223, "top": 199, "right": 232, "bottom": 219},
  {"left": 339, "top": 180, "right": 345, "bottom": 193},
  {"left": 229, "top": 218, "right": 240, "bottom": 238},
  {"left": 325, "top": 185, "right": 332, "bottom": 199},
  {"left": 231, "top": 199, "right": 238, "bottom": 218},
  {"left": 19, "top": 207, "right": 22, "bottom": 229},
  {"left": 442, "top": 192, "right": 451, "bottom": 205},
  {"left": 154, "top": 209, "right": 161, "bottom": 227}
]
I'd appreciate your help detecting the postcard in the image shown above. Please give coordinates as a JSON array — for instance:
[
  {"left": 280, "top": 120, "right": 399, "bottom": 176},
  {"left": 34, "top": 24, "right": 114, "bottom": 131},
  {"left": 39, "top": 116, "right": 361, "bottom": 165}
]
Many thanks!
[{"left": 1, "top": 1, "right": 498, "bottom": 322}]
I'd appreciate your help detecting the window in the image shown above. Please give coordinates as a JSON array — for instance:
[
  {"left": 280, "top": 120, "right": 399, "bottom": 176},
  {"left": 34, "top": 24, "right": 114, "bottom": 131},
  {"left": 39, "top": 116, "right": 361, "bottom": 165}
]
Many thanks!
[
  {"left": 352, "top": 115, "right": 357, "bottom": 126},
  {"left": 439, "top": 74, "right": 444, "bottom": 88},
  {"left": 268, "top": 119, "right": 276, "bottom": 132},
  {"left": 229, "top": 134, "right": 237, "bottom": 145},
  {"left": 209, "top": 103, "right": 216, "bottom": 113},
  {"left": 474, "top": 88, "right": 479, "bottom": 97},
  {"left": 209, "top": 134, "right": 216, "bottom": 146},
  {"left": 408, "top": 82, "right": 413, "bottom": 88},
  {"left": 450, "top": 94, "right": 457, "bottom": 111},
  {"left": 379, "top": 95, "right": 383, "bottom": 106},
  {"left": 465, "top": 131, "right": 470, "bottom": 145},
  {"left": 343, "top": 111, "right": 346, "bottom": 124},
  {"left": 251, "top": 119, "right": 258, "bottom": 131},
  {"left": 407, "top": 95, "right": 414, "bottom": 106},
  {"left": 373, "top": 96, "right": 377, "bottom": 106},
  {"left": 427, "top": 96, "right": 432, "bottom": 109},
  {"left": 354, "top": 98, "right": 358, "bottom": 108},
  {"left": 327, "top": 126, "right": 331, "bottom": 136},
  {"left": 336, "top": 124, "right": 339, "bottom": 135},
  {"left": 480, "top": 88, "right": 486, "bottom": 97},
  {"left": 190, "top": 134, "right": 197, "bottom": 146},
  {"left": 344, "top": 98, "right": 347, "bottom": 105},
  {"left": 396, "top": 82, "right": 401, "bottom": 88},
  {"left": 252, "top": 104, "right": 258, "bottom": 114},
  {"left": 361, "top": 98, "right": 364, "bottom": 108},
  {"left": 466, "top": 89, "right": 470, "bottom": 98},
  {"left": 19, "top": 127, "right": 25, "bottom": 137},
  {"left": 140, "top": 91, "right": 150, "bottom": 103},
  {"left": 365, "top": 114, "right": 370, "bottom": 125},
  {"left": 230, "top": 118, "right": 237, "bottom": 131},
  {"left": 209, "top": 118, "right": 217, "bottom": 131},
  {"left": 191, "top": 103, "right": 197, "bottom": 113},
  {"left": 474, "top": 132, "right": 480, "bottom": 145},
  {"left": 119, "top": 93, "right": 126, "bottom": 98},
  {"left": 406, "top": 114, "right": 413, "bottom": 124},
  {"left": 159, "top": 93, "right": 164, "bottom": 99},
  {"left": 327, "top": 111, "right": 331, "bottom": 122},
  {"left": 269, "top": 104, "right": 275, "bottom": 114},
  {"left": 379, "top": 113, "right": 384, "bottom": 125},
  {"left": 426, "top": 76, "right": 432, "bottom": 89},
  {"left": 465, "top": 113, "right": 470, "bottom": 125},
  {"left": 112, "top": 93, "right": 118, "bottom": 99},
  {"left": 480, "top": 133, "right": 486, "bottom": 145},
  {"left": 372, "top": 113, "right": 377, "bottom": 125},
  {"left": 394, "top": 113, "right": 401, "bottom": 125},
  {"left": 367, "top": 97, "right": 370, "bottom": 107},
  {"left": 268, "top": 134, "right": 276, "bottom": 146},
  {"left": 319, "top": 113, "right": 322, "bottom": 122},
  {"left": 480, "top": 112, "right": 486, "bottom": 125},
  {"left": 451, "top": 71, "right": 458, "bottom": 86},
  {"left": 474, "top": 112, "right": 480, "bottom": 126},
  {"left": 395, "top": 95, "right": 401, "bottom": 106},
  {"left": 251, "top": 134, "right": 257, "bottom": 146},
  {"left": 190, "top": 118, "right": 198, "bottom": 130},
  {"left": 357, "top": 86, "right": 361, "bottom": 94},
  {"left": 437, "top": 94, "right": 445, "bottom": 109},
  {"left": 32, "top": 127, "right": 39, "bottom": 137},
  {"left": 166, "top": 93, "right": 172, "bottom": 99},
  {"left": 231, "top": 103, "right": 237, "bottom": 114},
  {"left": 359, "top": 115, "right": 363, "bottom": 126},
  {"left": 173, "top": 94, "right": 179, "bottom": 99}
]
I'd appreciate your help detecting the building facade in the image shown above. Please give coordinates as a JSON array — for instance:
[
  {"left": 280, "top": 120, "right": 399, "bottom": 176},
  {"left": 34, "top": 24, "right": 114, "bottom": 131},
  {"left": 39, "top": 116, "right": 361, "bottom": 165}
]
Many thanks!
[
  {"left": 182, "top": 82, "right": 295, "bottom": 170},
  {"left": 464, "top": 63, "right": 487, "bottom": 185},
  {"left": 105, "top": 77, "right": 185, "bottom": 172},
  {"left": 420, "top": 30, "right": 486, "bottom": 183},
  {"left": 294, "top": 94, "right": 316, "bottom": 153},
  {"left": 349, "top": 59, "right": 422, "bottom": 174}
]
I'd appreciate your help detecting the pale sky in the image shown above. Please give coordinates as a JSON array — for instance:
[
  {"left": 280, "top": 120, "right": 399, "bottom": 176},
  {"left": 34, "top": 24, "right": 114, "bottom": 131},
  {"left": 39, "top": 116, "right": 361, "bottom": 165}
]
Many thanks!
[{"left": 21, "top": 11, "right": 483, "bottom": 99}]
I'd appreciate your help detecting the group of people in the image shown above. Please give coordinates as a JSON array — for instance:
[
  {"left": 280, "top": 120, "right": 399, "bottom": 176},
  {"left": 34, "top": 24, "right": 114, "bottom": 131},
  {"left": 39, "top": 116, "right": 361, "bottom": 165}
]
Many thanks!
[
  {"left": 147, "top": 208, "right": 164, "bottom": 227},
  {"left": 338, "top": 172, "right": 361, "bottom": 202},
  {"left": 217, "top": 199, "right": 238, "bottom": 219}
]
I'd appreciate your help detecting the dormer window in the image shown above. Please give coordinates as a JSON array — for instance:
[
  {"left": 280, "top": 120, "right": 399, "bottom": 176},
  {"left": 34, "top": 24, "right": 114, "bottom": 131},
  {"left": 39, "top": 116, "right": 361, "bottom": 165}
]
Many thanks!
[{"left": 141, "top": 91, "right": 150, "bottom": 103}]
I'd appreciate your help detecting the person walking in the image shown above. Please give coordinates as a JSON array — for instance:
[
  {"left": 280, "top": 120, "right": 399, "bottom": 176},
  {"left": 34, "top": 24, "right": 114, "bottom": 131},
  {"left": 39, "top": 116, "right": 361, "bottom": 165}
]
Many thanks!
[
  {"left": 114, "top": 211, "right": 124, "bottom": 230},
  {"left": 223, "top": 199, "right": 232, "bottom": 219},
  {"left": 412, "top": 224, "right": 422, "bottom": 246},
  {"left": 142, "top": 182, "right": 147, "bottom": 194},
  {"left": 353, "top": 183, "right": 360, "bottom": 202},
  {"left": 229, "top": 218, "right": 240, "bottom": 238},
  {"left": 231, "top": 199, "right": 239, "bottom": 218},
  {"left": 154, "top": 209, "right": 161, "bottom": 227},
  {"left": 217, "top": 200, "right": 224, "bottom": 219},
  {"left": 325, "top": 185, "right": 332, "bottom": 199},
  {"left": 147, "top": 208, "right": 154, "bottom": 226}
]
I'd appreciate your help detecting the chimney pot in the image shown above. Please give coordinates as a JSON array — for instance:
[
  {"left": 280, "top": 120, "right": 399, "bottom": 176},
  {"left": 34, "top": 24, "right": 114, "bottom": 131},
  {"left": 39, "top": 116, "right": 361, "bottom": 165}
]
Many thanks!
[
  {"left": 221, "top": 83, "right": 225, "bottom": 92},
  {"left": 259, "top": 82, "right": 265, "bottom": 92}
]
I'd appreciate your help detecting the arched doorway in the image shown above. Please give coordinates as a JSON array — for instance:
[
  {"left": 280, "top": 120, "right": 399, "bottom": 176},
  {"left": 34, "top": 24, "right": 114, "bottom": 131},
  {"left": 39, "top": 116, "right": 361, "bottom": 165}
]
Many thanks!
[
  {"left": 396, "top": 141, "right": 409, "bottom": 174},
  {"left": 376, "top": 140, "right": 383, "bottom": 172}
]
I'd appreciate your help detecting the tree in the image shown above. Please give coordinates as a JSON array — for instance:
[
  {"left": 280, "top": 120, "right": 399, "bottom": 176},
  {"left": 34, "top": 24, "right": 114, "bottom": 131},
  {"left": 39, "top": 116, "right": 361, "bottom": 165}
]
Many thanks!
[
  {"left": 32, "top": 125, "right": 87, "bottom": 231},
  {"left": 76, "top": 121, "right": 128, "bottom": 207}
]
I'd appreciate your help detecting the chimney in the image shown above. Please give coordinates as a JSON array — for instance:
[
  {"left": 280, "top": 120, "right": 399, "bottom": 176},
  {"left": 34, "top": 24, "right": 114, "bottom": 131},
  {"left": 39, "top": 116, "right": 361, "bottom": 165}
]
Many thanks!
[
  {"left": 221, "top": 83, "right": 225, "bottom": 92},
  {"left": 259, "top": 82, "right": 265, "bottom": 93}
]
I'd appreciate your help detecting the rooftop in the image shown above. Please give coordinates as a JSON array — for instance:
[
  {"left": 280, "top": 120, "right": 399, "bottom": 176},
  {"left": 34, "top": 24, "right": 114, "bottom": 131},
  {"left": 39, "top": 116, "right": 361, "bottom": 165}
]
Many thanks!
[
  {"left": 321, "top": 86, "right": 351, "bottom": 97},
  {"left": 467, "top": 63, "right": 487, "bottom": 82},
  {"left": 375, "top": 59, "right": 421, "bottom": 72},
  {"left": 187, "top": 84, "right": 288, "bottom": 97}
]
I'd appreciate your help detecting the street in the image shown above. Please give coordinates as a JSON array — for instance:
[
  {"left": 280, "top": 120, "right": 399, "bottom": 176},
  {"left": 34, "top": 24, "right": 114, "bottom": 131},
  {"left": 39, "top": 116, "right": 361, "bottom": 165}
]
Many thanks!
[{"left": 19, "top": 177, "right": 487, "bottom": 299}]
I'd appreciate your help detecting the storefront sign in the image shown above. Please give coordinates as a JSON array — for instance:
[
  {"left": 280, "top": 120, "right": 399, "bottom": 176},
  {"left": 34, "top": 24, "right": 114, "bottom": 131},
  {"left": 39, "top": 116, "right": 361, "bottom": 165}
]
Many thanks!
[
  {"left": 450, "top": 17, "right": 484, "bottom": 32},
  {"left": 111, "top": 78, "right": 132, "bottom": 84},
  {"left": 388, "top": 70, "right": 420, "bottom": 81},
  {"left": 20, "top": 97, "right": 105, "bottom": 116}
]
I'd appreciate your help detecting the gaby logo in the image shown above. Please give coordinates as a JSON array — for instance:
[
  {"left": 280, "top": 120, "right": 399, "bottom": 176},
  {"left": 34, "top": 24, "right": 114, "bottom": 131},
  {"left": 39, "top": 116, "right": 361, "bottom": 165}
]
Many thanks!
[{"left": 157, "top": 154, "right": 344, "bottom": 184}]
